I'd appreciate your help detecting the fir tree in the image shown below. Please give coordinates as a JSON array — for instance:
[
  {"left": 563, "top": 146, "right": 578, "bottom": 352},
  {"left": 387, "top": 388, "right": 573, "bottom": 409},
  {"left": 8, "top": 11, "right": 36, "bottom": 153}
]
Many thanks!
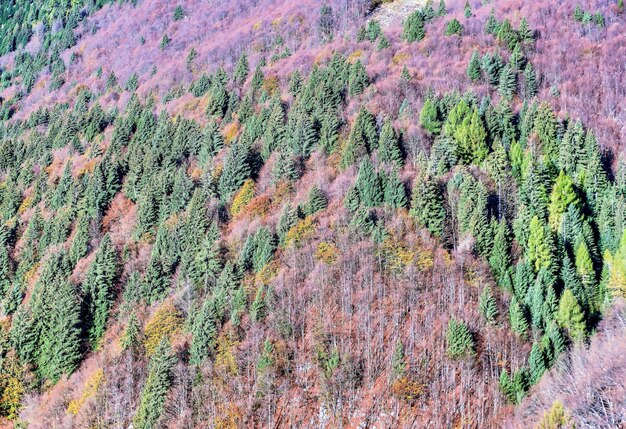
[
  {"left": 464, "top": 0, "right": 472, "bottom": 18},
  {"left": 277, "top": 203, "right": 298, "bottom": 245},
  {"left": 528, "top": 342, "right": 546, "bottom": 384},
  {"left": 498, "top": 64, "right": 516, "bottom": 101},
  {"left": 82, "top": 235, "right": 118, "bottom": 349},
  {"left": 419, "top": 98, "right": 442, "bottom": 135},
  {"left": 467, "top": 50, "right": 482, "bottom": 82},
  {"left": 233, "top": 52, "right": 249, "bottom": 85},
  {"left": 133, "top": 338, "right": 177, "bottom": 429},
  {"left": 519, "top": 17, "right": 534, "bottom": 43},
  {"left": 485, "top": 9, "right": 499, "bottom": 35},
  {"left": 218, "top": 142, "right": 250, "bottom": 202},
  {"left": 38, "top": 281, "right": 82, "bottom": 383},
  {"left": 479, "top": 285, "right": 499, "bottom": 324},
  {"left": 189, "top": 297, "right": 218, "bottom": 365},
  {"left": 410, "top": 175, "right": 446, "bottom": 237},
  {"left": 445, "top": 19, "right": 464, "bottom": 36},
  {"left": 341, "top": 107, "right": 377, "bottom": 167},
  {"left": 556, "top": 289, "right": 586, "bottom": 342},
  {"left": 305, "top": 185, "right": 328, "bottom": 216},
  {"left": 523, "top": 62, "right": 538, "bottom": 99},
  {"left": 437, "top": 0, "right": 446, "bottom": 16},
  {"left": 355, "top": 158, "right": 383, "bottom": 207},
  {"left": 348, "top": 60, "right": 369, "bottom": 96},
  {"left": 378, "top": 120, "right": 403, "bottom": 166},
  {"left": 509, "top": 297, "right": 529, "bottom": 337},
  {"left": 446, "top": 318, "right": 475, "bottom": 359},
  {"left": 403, "top": 10, "right": 426, "bottom": 42},
  {"left": 121, "top": 311, "right": 141, "bottom": 352},
  {"left": 383, "top": 170, "right": 408, "bottom": 209}
]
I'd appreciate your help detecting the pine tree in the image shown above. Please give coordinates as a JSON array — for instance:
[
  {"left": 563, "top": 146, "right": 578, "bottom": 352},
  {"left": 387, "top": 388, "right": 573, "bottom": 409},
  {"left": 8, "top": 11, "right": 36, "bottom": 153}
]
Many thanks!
[
  {"left": 485, "top": 9, "right": 499, "bottom": 35},
  {"left": 479, "top": 285, "right": 498, "bottom": 324},
  {"left": 383, "top": 170, "right": 407, "bottom": 209},
  {"left": 348, "top": 60, "right": 369, "bottom": 96},
  {"left": 446, "top": 319, "right": 475, "bottom": 359},
  {"left": 378, "top": 120, "right": 403, "bottom": 166},
  {"left": 464, "top": 0, "right": 472, "bottom": 18},
  {"left": 528, "top": 216, "right": 555, "bottom": 273},
  {"left": 355, "top": 158, "right": 383, "bottom": 207},
  {"left": 467, "top": 50, "right": 482, "bottom": 82},
  {"left": 410, "top": 175, "right": 446, "bottom": 237},
  {"left": 38, "top": 280, "right": 82, "bottom": 383},
  {"left": 82, "top": 235, "right": 118, "bottom": 349},
  {"left": 305, "top": 185, "right": 328, "bottom": 216},
  {"left": 548, "top": 171, "right": 580, "bottom": 231},
  {"left": 528, "top": 342, "right": 546, "bottom": 384},
  {"left": 419, "top": 98, "right": 441, "bottom": 135},
  {"left": 341, "top": 107, "right": 377, "bottom": 167},
  {"left": 133, "top": 338, "right": 177, "bottom": 429},
  {"left": 523, "top": 62, "right": 538, "bottom": 99},
  {"left": 189, "top": 297, "right": 218, "bottom": 365},
  {"left": 519, "top": 17, "right": 534, "bottom": 43},
  {"left": 218, "top": 142, "right": 250, "bottom": 202},
  {"left": 557, "top": 289, "right": 586, "bottom": 342},
  {"left": 121, "top": 312, "right": 141, "bottom": 352},
  {"left": 454, "top": 107, "right": 488, "bottom": 164},
  {"left": 403, "top": 10, "right": 426, "bottom": 42},
  {"left": 233, "top": 52, "right": 249, "bottom": 84},
  {"left": 498, "top": 64, "right": 516, "bottom": 101},
  {"left": 509, "top": 297, "right": 529, "bottom": 337},
  {"left": 437, "top": 0, "right": 446, "bottom": 16}
]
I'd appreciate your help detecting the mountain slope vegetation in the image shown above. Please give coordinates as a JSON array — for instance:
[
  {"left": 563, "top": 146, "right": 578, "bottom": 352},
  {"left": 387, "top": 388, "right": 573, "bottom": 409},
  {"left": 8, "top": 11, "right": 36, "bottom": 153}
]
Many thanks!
[{"left": 0, "top": 0, "right": 623, "bottom": 427}]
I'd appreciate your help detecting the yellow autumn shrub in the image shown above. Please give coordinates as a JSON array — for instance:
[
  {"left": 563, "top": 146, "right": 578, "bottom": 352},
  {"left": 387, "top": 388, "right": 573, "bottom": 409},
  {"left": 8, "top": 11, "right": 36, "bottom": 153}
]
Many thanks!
[
  {"left": 143, "top": 302, "right": 182, "bottom": 355},
  {"left": 231, "top": 179, "right": 255, "bottom": 216},
  {"left": 67, "top": 368, "right": 105, "bottom": 416}
]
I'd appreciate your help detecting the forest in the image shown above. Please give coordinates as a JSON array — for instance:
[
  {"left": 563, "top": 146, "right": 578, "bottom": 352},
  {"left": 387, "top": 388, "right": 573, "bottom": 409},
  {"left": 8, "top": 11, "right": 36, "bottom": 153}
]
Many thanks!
[{"left": 0, "top": 0, "right": 623, "bottom": 427}]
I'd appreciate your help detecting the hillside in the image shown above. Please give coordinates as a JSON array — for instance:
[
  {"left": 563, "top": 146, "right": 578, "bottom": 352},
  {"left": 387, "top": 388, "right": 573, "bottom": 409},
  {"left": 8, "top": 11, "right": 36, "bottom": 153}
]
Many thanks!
[{"left": 0, "top": 0, "right": 623, "bottom": 428}]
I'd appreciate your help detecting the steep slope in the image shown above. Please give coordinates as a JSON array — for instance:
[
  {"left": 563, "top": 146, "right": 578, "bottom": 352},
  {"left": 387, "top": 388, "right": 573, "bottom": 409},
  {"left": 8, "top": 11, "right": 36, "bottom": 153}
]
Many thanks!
[{"left": 0, "top": 0, "right": 622, "bottom": 428}]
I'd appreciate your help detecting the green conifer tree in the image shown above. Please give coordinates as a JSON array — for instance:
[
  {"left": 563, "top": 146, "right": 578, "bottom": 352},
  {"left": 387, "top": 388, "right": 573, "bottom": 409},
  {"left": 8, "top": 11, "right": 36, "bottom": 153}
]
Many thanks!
[
  {"left": 556, "top": 289, "right": 586, "bottom": 342},
  {"left": 355, "top": 158, "right": 383, "bottom": 207},
  {"left": 305, "top": 185, "right": 328, "bottom": 216},
  {"left": 446, "top": 318, "right": 475, "bottom": 359},
  {"left": 189, "top": 297, "right": 218, "bottom": 365},
  {"left": 479, "top": 285, "right": 499, "bottom": 324},
  {"left": 509, "top": 297, "right": 529, "bottom": 337},
  {"left": 419, "top": 98, "right": 442, "bottom": 135},
  {"left": 378, "top": 120, "right": 403, "bottom": 166},
  {"left": 82, "top": 235, "right": 118, "bottom": 349},
  {"left": 410, "top": 175, "right": 446, "bottom": 237},
  {"left": 383, "top": 170, "right": 407, "bottom": 209},
  {"left": 467, "top": 50, "right": 482, "bottom": 82},
  {"left": 133, "top": 338, "right": 177, "bottom": 429}
]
